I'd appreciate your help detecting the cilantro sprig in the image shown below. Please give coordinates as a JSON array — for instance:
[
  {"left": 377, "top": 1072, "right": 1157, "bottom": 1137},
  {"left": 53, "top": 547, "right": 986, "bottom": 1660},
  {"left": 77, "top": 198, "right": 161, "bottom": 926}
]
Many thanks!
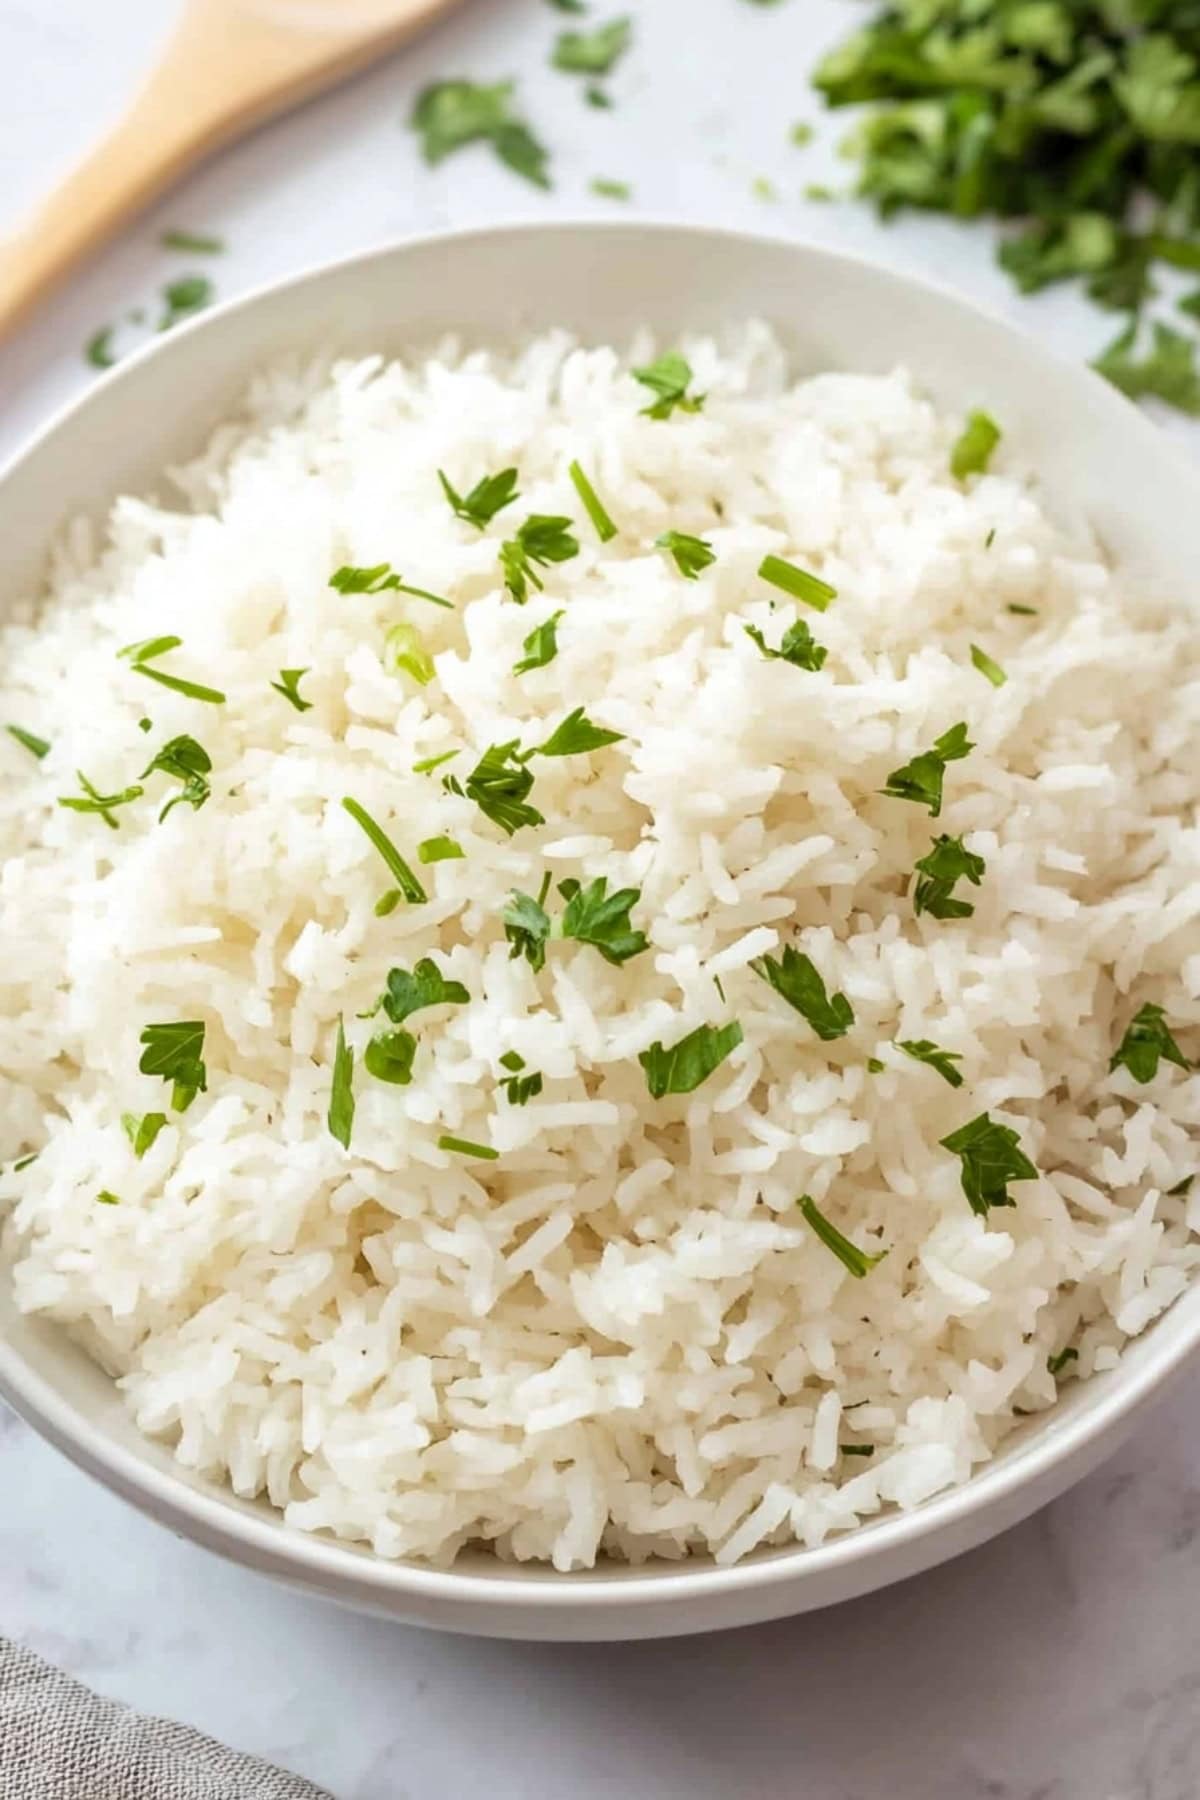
[
  {"left": 656, "top": 531, "right": 715, "bottom": 580},
  {"left": 881, "top": 722, "right": 973, "bottom": 819},
  {"left": 505, "top": 875, "right": 648, "bottom": 971},
  {"left": 330, "top": 562, "right": 450, "bottom": 608},
  {"left": 514, "top": 610, "right": 564, "bottom": 675},
  {"left": 58, "top": 772, "right": 144, "bottom": 828},
  {"left": 750, "top": 946, "right": 853, "bottom": 1041},
  {"left": 438, "top": 467, "right": 520, "bottom": 529},
  {"left": 940, "top": 1112, "right": 1038, "bottom": 1218},
  {"left": 897, "top": 1038, "right": 964, "bottom": 1088},
  {"left": 632, "top": 351, "right": 705, "bottom": 419},
  {"left": 639, "top": 1021, "right": 743, "bottom": 1098},
  {"left": 1110, "top": 1002, "right": 1191, "bottom": 1084},
  {"left": 912, "top": 835, "right": 986, "bottom": 920},
  {"left": 552, "top": 16, "right": 631, "bottom": 76},
  {"left": 138, "top": 1020, "right": 207, "bottom": 1113},
  {"left": 744, "top": 617, "right": 827, "bottom": 671},
  {"left": 411, "top": 81, "right": 551, "bottom": 189},
  {"left": 500, "top": 516, "right": 580, "bottom": 603},
  {"left": 141, "top": 734, "right": 211, "bottom": 821}
]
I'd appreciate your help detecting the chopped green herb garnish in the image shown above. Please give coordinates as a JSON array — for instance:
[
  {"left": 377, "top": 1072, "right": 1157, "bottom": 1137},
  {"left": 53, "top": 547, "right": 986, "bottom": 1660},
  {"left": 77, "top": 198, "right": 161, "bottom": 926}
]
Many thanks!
[
  {"left": 12, "top": 1154, "right": 38, "bottom": 1173},
  {"left": 411, "top": 81, "right": 551, "bottom": 188},
  {"left": 1093, "top": 321, "right": 1200, "bottom": 416},
  {"left": 371, "top": 959, "right": 469, "bottom": 1026},
  {"left": 386, "top": 622, "right": 436, "bottom": 686},
  {"left": 713, "top": 975, "right": 727, "bottom": 1003},
  {"left": 97, "top": 1190, "right": 121, "bottom": 1206},
  {"left": 1047, "top": 1347, "right": 1079, "bottom": 1378},
  {"left": 504, "top": 880, "right": 553, "bottom": 972},
  {"left": 881, "top": 721, "right": 973, "bottom": 818},
  {"left": 138, "top": 718, "right": 153, "bottom": 733},
  {"left": 138, "top": 1020, "right": 206, "bottom": 1113},
  {"left": 912, "top": 834, "right": 986, "bottom": 920},
  {"left": 121, "top": 1111, "right": 167, "bottom": 1159},
  {"left": 552, "top": 15, "right": 631, "bottom": 75},
  {"left": 141, "top": 734, "right": 212, "bottom": 821},
  {"left": 750, "top": 946, "right": 853, "bottom": 1041},
  {"left": 1110, "top": 1002, "right": 1190, "bottom": 1085},
  {"left": 798, "top": 1195, "right": 887, "bottom": 1279},
  {"left": 632, "top": 351, "right": 705, "bottom": 419},
  {"left": 840, "top": 1444, "right": 875, "bottom": 1458},
  {"left": 271, "top": 668, "right": 312, "bottom": 712},
  {"left": 85, "top": 327, "right": 117, "bottom": 369},
  {"left": 438, "top": 466, "right": 520, "bottom": 530},
  {"left": 499, "top": 1051, "right": 543, "bottom": 1105},
  {"left": 790, "top": 122, "right": 814, "bottom": 147},
  {"left": 330, "top": 562, "right": 451, "bottom": 608},
  {"left": 161, "top": 229, "right": 224, "bottom": 254},
  {"left": 514, "top": 610, "right": 565, "bottom": 675},
  {"left": 58, "top": 772, "right": 145, "bottom": 829},
  {"left": 897, "top": 1038, "right": 964, "bottom": 1088},
  {"left": 364, "top": 1028, "right": 418, "bottom": 1086},
  {"left": 639, "top": 1021, "right": 743, "bottom": 1098},
  {"left": 950, "top": 412, "right": 1002, "bottom": 480},
  {"left": 585, "top": 83, "right": 612, "bottom": 108},
  {"left": 438, "top": 1133, "right": 499, "bottom": 1160},
  {"left": 744, "top": 616, "right": 827, "bottom": 671},
  {"left": 866, "top": 1057, "right": 885, "bottom": 1074},
  {"left": 417, "top": 834, "right": 464, "bottom": 865},
  {"left": 341, "top": 797, "right": 427, "bottom": 907},
  {"left": 568, "top": 460, "right": 618, "bottom": 541},
  {"left": 590, "top": 176, "right": 632, "bottom": 201},
  {"left": 159, "top": 274, "right": 213, "bottom": 331},
  {"left": 414, "top": 749, "right": 460, "bottom": 775},
  {"left": 534, "top": 706, "right": 623, "bottom": 758},
  {"left": 757, "top": 554, "right": 836, "bottom": 612},
  {"left": 559, "top": 876, "right": 648, "bottom": 965},
  {"left": 118, "top": 636, "right": 226, "bottom": 705},
  {"left": 1007, "top": 603, "right": 1037, "bottom": 616},
  {"left": 940, "top": 1112, "right": 1037, "bottom": 1218},
  {"left": 970, "top": 644, "right": 1007, "bottom": 688},
  {"left": 6, "top": 725, "right": 50, "bottom": 760},
  {"left": 328, "top": 1017, "right": 354, "bottom": 1148},
  {"left": 448, "top": 741, "right": 544, "bottom": 836},
  {"left": 500, "top": 515, "right": 581, "bottom": 603},
  {"left": 656, "top": 531, "right": 716, "bottom": 580},
  {"left": 804, "top": 183, "right": 835, "bottom": 202},
  {"left": 751, "top": 176, "right": 778, "bottom": 203}
]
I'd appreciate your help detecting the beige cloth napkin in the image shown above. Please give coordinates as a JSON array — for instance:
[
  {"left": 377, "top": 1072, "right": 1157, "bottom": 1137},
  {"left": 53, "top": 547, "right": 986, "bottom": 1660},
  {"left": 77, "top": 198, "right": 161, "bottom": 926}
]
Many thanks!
[{"left": 0, "top": 1639, "right": 333, "bottom": 1800}]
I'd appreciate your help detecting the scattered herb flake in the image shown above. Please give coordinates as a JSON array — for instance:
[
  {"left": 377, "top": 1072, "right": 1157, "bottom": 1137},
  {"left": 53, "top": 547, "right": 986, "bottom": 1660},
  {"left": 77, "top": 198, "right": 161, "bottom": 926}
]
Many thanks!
[
  {"left": 330, "top": 562, "right": 450, "bottom": 608},
  {"left": 500, "top": 515, "right": 581, "bottom": 603},
  {"left": 438, "top": 467, "right": 520, "bottom": 530},
  {"left": 632, "top": 351, "right": 705, "bottom": 419},
  {"left": 950, "top": 411, "right": 1002, "bottom": 480},
  {"left": 121, "top": 1111, "right": 167, "bottom": 1159},
  {"left": 897, "top": 1038, "right": 964, "bottom": 1088},
  {"left": 798, "top": 1195, "right": 887, "bottom": 1279},
  {"left": 417, "top": 835, "right": 464, "bottom": 865},
  {"left": 6, "top": 725, "right": 50, "bottom": 760},
  {"left": 639, "top": 1020, "right": 743, "bottom": 1098},
  {"left": 912, "top": 834, "right": 986, "bottom": 921},
  {"left": 568, "top": 460, "right": 618, "bottom": 541},
  {"left": 85, "top": 327, "right": 117, "bottom": 369},
  {"left": 552, "top": 16, "right": 631, "bottom": 76},
  {"left": 375, "top": 960, "right": 470, "bottom": 1026},
  {"left": 58, "top": 772, "right": 144, "bottom": 829},
  {"left": 559, "top": 876, "right": 648, "bottom": 965},
  {"left": 866, "top": 1057, "right": 885, "bottom": 1074},
  {"left": 750, "top": 946, "right": 853, "bottom": 1041},
  {"left": 1007, "top": 603, "right": 1037, "bottom": 616},
  {"left": 438, "top": 1133, "right": 499, "bottom": 1160},
  {"left": 501, "top": 1059, "right": 543, "bottom": 1104},
  {"left": 744, "top": 616, "right": 827, "bottom": 671},
  {"left": 328, "top": 1018, "right": 355, "bottom": 1147},
  {"left": 970, "top": 643, "right": 1007, "bottom": 687},
  {"left": 141, "top": 733, "right": 212, "bottom": 820},
  {"left": 271, "top": 668, "right": 312, "bottom": 712},
  {"left": 119, "top": 636, "right": 226, "bottom": 705},
  {"left": 1047, "top": 1347, "right": 1079, "bottom": 1377},
  {"left": 159, "top": 274, "right": 213, "bottom": 332},
  {"left": 752, "top": 175, "right": 778, "bottom": 202},
  {"left": 1093, "top": 321, "right": 1200, "bottom": 415},
  {"left": 590, "top": 176, "right": 632, "bottom": 200},
  {"left": 364, "top": 1027, "right": 418, "bottom": 1086},
  {"left": 881, "top": 721, "right": 973, "bottom": 818},
  {"left": 940, "top": 1112, "right": 1038, "bottom": 1218},
  {"left": 138, "top": 1020, "right": 207, "bottom": 1113},
  {"left": 585, "top": 83, "right": 612, "bottom": 108},
  {"left": 656, "top": 531, "right": 716, "bottom": 580},
  {"left": 96, "top": 1190, "right": 121, "bottom": 1206},
  {"left": 514, "top": 609, "right": 565, "bottom": 675},
  {"left": 757, "top": 553, "right": 836, "bottom": 611},
  {"left": 414, "top": 749, "right": 460, "bottom": 776},
  {"left": 341, "top": 797, "right": 427, "bottom": 905},
  {"left": 504, "top": 882, "right": 553, "bottom": 972},
  {"left": 454, "top": 741, "right": 544, "bottom": 836},
  {"left": 386, "top": 622, "right": 436, "bottom": 686},
  {"left": 411, "top": 81, "right": 551, "bottom": 188},
  {"left": 790, "top": 122, "right": 814, "bottom": 147},
  {"left": 534, "top": 706, "right": 623, "bottom": 757},
  {"left": 161, "top": 229, "right": 224, "bottom": 254},
  {"left": 1110, "top": 1003, "right": 1190, "bottom": 1085}
]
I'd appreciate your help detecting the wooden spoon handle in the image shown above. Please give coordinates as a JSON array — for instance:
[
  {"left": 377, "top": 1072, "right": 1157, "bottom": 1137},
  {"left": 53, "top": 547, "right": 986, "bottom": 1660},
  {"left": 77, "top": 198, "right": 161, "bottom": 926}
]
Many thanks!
[{"left": 0, "top": 0, "right": 460, "bottom": 342}]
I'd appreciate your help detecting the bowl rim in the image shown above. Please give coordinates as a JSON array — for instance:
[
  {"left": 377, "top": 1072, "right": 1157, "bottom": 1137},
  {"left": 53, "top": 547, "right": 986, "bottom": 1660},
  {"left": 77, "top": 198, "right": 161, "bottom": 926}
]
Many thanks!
[{"left": 2, "top": 216, "right": 1199, "bottom": 1620}]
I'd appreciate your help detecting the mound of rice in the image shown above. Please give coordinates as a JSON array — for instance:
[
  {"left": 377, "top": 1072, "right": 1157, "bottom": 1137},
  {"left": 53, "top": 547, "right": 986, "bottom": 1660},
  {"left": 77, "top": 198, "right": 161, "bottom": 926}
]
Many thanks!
[{"left": 1, "top": 324, "right": 1198, "bottom": 1570}]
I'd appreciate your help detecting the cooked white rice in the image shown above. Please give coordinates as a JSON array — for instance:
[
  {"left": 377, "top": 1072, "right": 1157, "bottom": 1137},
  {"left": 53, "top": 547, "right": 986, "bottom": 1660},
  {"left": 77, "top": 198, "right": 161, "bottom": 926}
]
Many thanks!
[{"left": 1, "top": 324, "right": 1198, "bottom": 1570}]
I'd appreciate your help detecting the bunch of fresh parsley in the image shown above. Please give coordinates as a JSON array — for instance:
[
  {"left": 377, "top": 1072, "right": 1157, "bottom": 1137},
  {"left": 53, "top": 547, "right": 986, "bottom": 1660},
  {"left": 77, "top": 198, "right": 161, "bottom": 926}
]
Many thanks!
[{"left": 815, "top": 0, "right": 1200, "bottom": 413}]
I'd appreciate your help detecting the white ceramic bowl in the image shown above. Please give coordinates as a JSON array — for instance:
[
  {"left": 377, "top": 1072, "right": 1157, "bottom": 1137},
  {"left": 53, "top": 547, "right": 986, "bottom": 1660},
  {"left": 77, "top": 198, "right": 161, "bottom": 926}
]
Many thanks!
[{"left": 2, "top": 222, "right": 1198, "bottom": 1641}]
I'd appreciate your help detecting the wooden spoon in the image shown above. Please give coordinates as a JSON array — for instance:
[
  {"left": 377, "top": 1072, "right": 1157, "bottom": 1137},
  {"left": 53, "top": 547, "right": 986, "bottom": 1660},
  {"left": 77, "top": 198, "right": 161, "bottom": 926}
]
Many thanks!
[{"left": 0, "top": 0, "right": 466, "bottom": 341}]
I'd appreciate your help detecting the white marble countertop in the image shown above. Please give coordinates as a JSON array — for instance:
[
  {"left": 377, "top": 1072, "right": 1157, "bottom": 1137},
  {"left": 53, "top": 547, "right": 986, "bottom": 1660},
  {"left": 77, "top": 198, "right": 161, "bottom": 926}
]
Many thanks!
[{"left": 1, "top": 3, "right": 1198, "bottom": 1795}]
